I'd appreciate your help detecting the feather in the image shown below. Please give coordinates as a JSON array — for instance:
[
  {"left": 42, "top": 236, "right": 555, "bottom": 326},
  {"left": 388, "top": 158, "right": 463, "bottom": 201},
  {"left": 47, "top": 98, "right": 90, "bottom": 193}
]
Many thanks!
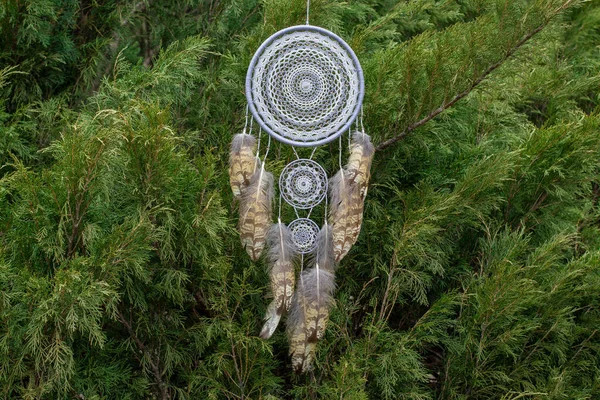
[
  {"left": 328, "top": 168, "right": 349, "bottom": 226},
  {"left": 260, "top": 221, "right": 297, "bottom": 339},
  {"left": 229, "top": 133, "right": 258, "bottom": 198},
  {"left": 238, "top": 163, "right": 273, "bottom": 261},
  {"left": 346, "top": 131, "right": 375, "bottom": 188},
  {"left": 328, "top": 169, "right": 352, "bottom": 262},
  {"left": 329, "top": 132, "right": 375, "bottom": 262},
  {"left": 314, "top": 221, "right": 335, "bottom": 272},
  {"left": 287, "top": 266, "right": 336, "bottom": 373}
]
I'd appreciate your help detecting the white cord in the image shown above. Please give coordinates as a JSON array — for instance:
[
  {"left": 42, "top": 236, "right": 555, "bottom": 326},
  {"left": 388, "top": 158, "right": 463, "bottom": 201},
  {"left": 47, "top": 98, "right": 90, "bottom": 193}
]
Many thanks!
[
  {"left": 361, "top": 106, "right": 366, "bottom": 137},
  {"left": 242, "top": 104, "right": 249, "bottom": 134},
  {"left": 339, "top": 135, "right": 343, "bottom": 170},
  {"left": 262, "top": 128, "right": 271, "bottom": 163},
  {"left": 306, "top": 0, "right": 310, "bottom": 25},
  {"left": 255, "top": 122, "right": 261, "bottom": 159},
  {"left": 324, "top": 191, "right": 329, "bottom": 223},
  {"left": 292, "top": 146, "right": 300, "bottom": 160},
  {"left": 278, "top": 194, "right": 283, "bottom": 219},
  {"left": 252, "top": 122, "right": 261, "bottom": 174}
]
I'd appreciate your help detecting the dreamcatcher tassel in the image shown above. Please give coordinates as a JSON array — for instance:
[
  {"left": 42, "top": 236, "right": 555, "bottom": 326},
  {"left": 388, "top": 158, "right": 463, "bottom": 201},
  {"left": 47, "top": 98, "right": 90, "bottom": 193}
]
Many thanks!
[
  {"left": 229, "top": 133, "right": 258, "bottom": 198},
  {"left": 239, "top": 164, "right": 274, "bottom": 261},
  {"left": 329, "top": 132, "right": 374, "bottom": 262},
  {"left": 260, "top": 221, "right": 297, "bottom": 339},
  {"left": 287, "top": 224, "right": 336, "bottom": 373}
]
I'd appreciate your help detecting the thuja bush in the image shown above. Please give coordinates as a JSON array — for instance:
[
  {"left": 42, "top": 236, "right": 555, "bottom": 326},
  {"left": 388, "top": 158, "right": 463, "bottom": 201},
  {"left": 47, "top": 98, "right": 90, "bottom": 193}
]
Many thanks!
[{"left": 1, "top": 0, "right": 599, "bottom": 398}]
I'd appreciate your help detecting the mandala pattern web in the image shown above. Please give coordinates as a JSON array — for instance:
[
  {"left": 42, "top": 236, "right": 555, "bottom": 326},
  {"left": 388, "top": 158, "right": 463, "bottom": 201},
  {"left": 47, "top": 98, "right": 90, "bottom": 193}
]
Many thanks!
[
  {"left": 279, "top": 159, "right": 328, "bottom": 209},
  {"left": 288, "top": 218, "right": 320, "bottom": 254}
]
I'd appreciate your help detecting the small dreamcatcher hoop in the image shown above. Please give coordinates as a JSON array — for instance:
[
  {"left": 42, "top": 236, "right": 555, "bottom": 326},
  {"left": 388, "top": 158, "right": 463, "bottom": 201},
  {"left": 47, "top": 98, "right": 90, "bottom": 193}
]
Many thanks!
[
  {"left": 246, "top": 25, "right": 364, "bottom": 147},
  {"left": 288, "top": 218, "right": 320, "bottom": 254},
  {"left": 279, "top": 159, "right": 328, "bottom": 209}
]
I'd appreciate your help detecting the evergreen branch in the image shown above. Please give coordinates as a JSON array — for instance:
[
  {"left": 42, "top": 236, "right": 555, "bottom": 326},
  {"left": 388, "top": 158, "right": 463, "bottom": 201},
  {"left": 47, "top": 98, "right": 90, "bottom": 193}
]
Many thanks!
[
  {"left": 375, "top": 2, "right": 575, "bottom": 152},
  {"left": 116, "top": 310, "right": 169, "bottom": 400},
  {"left": 592, "top": 182, "right": 600, "bottom": 207},
  {"left": 90, "top": 1, "right": 148, "bottom": 92}
]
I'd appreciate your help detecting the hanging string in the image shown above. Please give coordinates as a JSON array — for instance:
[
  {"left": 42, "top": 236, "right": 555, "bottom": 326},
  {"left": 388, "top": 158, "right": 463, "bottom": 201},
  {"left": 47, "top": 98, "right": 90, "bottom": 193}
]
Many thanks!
[
  {"left": 262, "top": 128, "right": 271, "bottom": 163},
  {"left": 278, "top": 193, "right": 283, "bottom": 220},
  {"left": 309, "top": 146, "right": 317, "bottom": 160},
  {"left": 254, "top": 121, "right": 261, "bottom": 172},
  {"left": 242, "top": 104, "right": 249, "bottom": 134},
  {"left": 255, "top": 122, "right": 260, "bottom": 153},
  {"left": 348, "top": 126, "right": 352, "bottom": 149},
  {"left": 292, "top": 146, "right": 300, "bottom": 160},
  {"left": 360, "top": 106, "right": 366, "bottom": 137},
  {"left": 339, "top": 135, "right": 343, "bottom": 170},
  {"left": 306, "top": 0, "right": 310, "bottom": 25},
  {"left": 324, "top": 191, "right": 329, "bottom": 223}
]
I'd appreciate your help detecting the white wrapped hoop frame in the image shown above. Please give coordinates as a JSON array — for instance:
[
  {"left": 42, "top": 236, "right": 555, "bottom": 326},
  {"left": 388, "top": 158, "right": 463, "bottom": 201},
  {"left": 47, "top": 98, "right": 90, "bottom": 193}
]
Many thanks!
[{"left": 246, "top": 25, "right": 364, "bottom": 147}]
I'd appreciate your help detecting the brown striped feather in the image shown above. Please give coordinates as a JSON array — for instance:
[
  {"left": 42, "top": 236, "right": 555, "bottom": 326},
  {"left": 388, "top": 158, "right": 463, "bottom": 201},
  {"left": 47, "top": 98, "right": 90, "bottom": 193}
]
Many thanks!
[
  {"left": 287, "top": 266, "right": 335, "bottom": 373},
  {"left": 260, "top": 222, "right": 297, "bottom": 339},
  {"left": 328, "top": 132, "right": 374, "bottom": 262},
  {"left": 229, "top": 133, "right": 258, "bottom": 198},
  {"left": 238, "top": 164, "right": 273, "bottom": 261}
]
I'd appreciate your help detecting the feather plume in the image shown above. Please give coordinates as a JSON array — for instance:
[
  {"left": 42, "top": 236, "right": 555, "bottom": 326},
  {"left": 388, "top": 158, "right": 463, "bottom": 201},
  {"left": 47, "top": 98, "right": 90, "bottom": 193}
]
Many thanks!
[
  {"left": 238, "top": 164, "right": 273, "bottom": 261},
  {"left": 229, "top": 133, "right": 258, "bottom": 198},
  {"left": 329, "top": 171, "right": 366, "bottom": 262},
  {"left": 327, "top": 168, "right": 349, "bottom": 222},
  {"left": 329, "top": 132, "right": 375, "bottom": 262},
  {"left": 260, "top": 221, "right": 297, "bottom": 339},
  {"left": 287, "top": 266, "right": 336, "bottom": 373},
  {"left": 346, "top": 131, "right": 375, "bottom": 188},
  {"left": 314, "top": 221, "right": 336, "bottom": 272}
]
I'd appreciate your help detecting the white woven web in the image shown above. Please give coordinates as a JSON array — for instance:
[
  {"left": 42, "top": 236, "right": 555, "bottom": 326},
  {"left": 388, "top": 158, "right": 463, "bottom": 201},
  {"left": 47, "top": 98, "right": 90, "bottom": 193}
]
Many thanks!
[
  {"left": 279, "top": 159, "right": 327, "bottom": 209},
  {"left": 288, "top": 218, "right": 320, "bottom": 254},
  {"left": 249, "top": 28, "right": 361, "bottom": 146}
]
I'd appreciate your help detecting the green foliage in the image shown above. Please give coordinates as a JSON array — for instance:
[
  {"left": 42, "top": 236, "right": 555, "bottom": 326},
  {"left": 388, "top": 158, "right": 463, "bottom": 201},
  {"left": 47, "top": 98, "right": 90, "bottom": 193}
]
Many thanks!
[{"left": 1, "top": 0, "right": 599, "bottom": 398}]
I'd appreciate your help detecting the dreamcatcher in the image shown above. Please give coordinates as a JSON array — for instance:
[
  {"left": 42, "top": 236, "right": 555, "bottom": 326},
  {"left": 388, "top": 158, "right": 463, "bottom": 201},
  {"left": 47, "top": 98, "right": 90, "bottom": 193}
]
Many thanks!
[{"left": 229, "top": 8, "right": 374, "bottom": 373}]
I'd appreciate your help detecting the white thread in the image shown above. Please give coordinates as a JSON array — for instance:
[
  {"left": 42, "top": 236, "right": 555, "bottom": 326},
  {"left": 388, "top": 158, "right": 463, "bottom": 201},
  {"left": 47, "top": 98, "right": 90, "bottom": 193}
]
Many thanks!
[
  {"left": 242, "top": 104, "right": 249, "bottom": 134},
  {"left": 348, "top": 127, "right": 351, "bottom": 149},
  {"left": 262, "top": 128, "right": 271, "bottom": 163},
  {"left": 339, "top": 135, "right": 343, "bottom": 170},
  {"left": 256, "top": 122, "right": 261, "bottom": 157},
  {"left": 324, "top": 192, "right": 329, "bottom": 223},
  {"left": 278, "top": 194, "right": 283, "bottom": 219},
  {"left": 360, "top": 106, "right": 365, "bottom": 137}
]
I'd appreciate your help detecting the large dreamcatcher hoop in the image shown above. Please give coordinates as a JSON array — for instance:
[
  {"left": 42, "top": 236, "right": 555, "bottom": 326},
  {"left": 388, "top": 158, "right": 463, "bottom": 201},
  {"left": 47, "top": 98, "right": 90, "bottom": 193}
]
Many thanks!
[{"left": 246, "top": 25, "right": 364, "bottom": 147}]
